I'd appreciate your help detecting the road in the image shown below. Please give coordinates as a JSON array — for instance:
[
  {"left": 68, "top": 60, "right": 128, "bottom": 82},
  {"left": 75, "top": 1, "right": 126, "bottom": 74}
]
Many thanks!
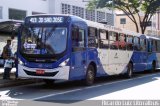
[{"left": 0, "top": 71, "right": 160, "bottom": 105}]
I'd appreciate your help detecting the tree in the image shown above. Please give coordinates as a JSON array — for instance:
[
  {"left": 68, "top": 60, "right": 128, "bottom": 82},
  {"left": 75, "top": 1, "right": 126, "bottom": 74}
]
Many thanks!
[{"left": 88, "top": 0, "right": 160, "bottom": 34}]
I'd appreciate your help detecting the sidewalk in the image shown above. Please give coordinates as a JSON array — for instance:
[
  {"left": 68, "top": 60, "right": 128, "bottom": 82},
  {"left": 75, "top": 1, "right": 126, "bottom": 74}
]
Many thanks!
[{"left": 0, "top": 68, "right": 39, "bottom": 88}]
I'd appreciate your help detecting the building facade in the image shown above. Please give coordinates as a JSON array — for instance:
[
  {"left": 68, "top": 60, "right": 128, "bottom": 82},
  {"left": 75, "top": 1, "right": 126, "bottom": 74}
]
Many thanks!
[
  {"left": 0, "top": 0, "right": 115, "bottom": 56},
  {"left": 115, "top": 11, "right": 160, "bottom": 37},
  {"left": 0, "top": 0, "right": 115, "bottom": 25}
]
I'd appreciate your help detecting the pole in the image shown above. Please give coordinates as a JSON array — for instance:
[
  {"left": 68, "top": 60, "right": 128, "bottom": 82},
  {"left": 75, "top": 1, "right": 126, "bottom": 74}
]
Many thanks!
[{"left": 112, "top": 0, "right": 114, "bottom": 26}]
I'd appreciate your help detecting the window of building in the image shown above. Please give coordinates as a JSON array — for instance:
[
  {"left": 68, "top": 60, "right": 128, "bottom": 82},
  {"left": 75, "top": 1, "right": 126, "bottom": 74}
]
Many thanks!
[
  {"left": 9, "top": 8, "right": 26, "bottom": 20},
  {"left": 72, "top": 6, "right": 84, "bottom": 18},
  {"left": 85, "top": 10, "right": 95, "bottom": 21},
  {"left": 120, "top": 18, "right": 126, "bottom": 24},
  {"left": 0, "top": 7, "right": 2, "bottom": 19},
  {"left": 106, "top": 13, "right": 114, "bottom": 26},
  {"left": 97, "top": 11, "right": 105, "bottom": 22},
  {"left": 61, "top": 3, "right": 71, "bottom": 14}
]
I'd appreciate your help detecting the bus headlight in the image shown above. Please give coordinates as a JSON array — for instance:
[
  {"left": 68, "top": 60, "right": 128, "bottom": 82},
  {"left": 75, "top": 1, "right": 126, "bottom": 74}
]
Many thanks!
[
  {"left": 59, "top": 59, "right": 69, "bottom": 66},
  {"left": 18, "top": 59, "right": 24, "bottom": 65}
]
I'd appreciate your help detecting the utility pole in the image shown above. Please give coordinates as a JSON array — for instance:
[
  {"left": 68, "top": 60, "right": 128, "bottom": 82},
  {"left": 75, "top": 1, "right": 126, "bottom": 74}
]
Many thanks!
[{"left": 112, "top": 0, "right": 114, "bottom": 26}]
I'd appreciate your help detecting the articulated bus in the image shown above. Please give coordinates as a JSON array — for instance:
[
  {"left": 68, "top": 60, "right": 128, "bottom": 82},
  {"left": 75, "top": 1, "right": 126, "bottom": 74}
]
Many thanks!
[{"left": 17, "top": 14, "right": 160, "bottom": 85}]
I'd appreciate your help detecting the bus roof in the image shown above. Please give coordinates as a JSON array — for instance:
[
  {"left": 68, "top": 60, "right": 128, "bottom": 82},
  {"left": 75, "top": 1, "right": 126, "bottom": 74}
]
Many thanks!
[{"left": 25, "top": 14, "right": 159, "bottom": 39}]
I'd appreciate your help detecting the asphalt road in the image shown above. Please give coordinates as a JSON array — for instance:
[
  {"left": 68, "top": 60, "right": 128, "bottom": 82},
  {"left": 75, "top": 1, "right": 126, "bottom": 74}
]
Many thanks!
[{"left": 0, "top": 71, "right": 160, "bottom": 105}]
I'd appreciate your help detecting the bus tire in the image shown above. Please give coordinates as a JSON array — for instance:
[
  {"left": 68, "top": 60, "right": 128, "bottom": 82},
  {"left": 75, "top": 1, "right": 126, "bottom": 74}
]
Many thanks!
[
  {"left": 85, "top": 65, "right": 95, "bottom": 86},
  {"left": 43, "top": 79, "right": 55, "bottom": 86},
  {"left": 151, "top": 61, "right": 156, "bottom": 73},
  {"left": 126, "top": 63, "right": 133, "bottom": 78}
]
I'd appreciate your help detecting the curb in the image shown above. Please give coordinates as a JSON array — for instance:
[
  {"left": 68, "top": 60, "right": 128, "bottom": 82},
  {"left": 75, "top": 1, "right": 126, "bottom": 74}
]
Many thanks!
[
  {"left": 0, "top": 68, "right": 43, "bottom": 88},
  {"left": 0, "top": 79, "right": 38, "bottom": 88},
  {"left": 0, "top": 79, "right": 43, "bottom": 88}
]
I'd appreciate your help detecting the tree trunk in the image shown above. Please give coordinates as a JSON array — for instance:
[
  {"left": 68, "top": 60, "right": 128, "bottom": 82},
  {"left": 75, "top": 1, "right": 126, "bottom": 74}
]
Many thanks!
[
  {"left": 135, "top": 22, "right": 139, "bottom": 33},
  {"left": 141, "top": 25, "right": 146, "bottom": 34}
]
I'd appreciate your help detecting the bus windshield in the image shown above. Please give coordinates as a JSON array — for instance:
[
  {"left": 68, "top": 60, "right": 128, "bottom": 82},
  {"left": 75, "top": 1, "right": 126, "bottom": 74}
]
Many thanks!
[{"left": 20, "top": 26, "right": 67, "bottom": 56}]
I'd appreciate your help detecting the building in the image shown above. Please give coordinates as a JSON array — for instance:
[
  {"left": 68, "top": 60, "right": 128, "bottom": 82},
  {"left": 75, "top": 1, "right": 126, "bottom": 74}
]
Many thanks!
[
  {"left": 147, "top": 10, "right": 160, "bottom": 36},
  {"left": 115, "top": 13, "right": 141, "bottom": 33},
  {"left": 0, "top": 0, "right": 115, "bottom": 55},
  {"left": 0, "top": 0, "right": 115, "bottom": 24},
  {"left": 115, "top": 10, "right": 160, "bottom": 37}
]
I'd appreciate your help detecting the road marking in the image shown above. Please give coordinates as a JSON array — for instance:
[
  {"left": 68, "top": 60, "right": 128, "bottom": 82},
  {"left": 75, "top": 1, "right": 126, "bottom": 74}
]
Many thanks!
[{"left": 32, "top": 72, "right": 160, "bottom": 100}]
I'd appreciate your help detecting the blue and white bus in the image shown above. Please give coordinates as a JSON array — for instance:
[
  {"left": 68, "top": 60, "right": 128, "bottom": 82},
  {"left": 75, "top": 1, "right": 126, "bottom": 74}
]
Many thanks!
[{"left": 17, "top": 14, "right": 160, "bottom": 85}]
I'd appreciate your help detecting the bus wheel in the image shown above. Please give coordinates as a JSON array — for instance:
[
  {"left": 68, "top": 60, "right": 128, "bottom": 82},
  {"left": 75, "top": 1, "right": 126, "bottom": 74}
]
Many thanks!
[
  {"left": 151, "top": 62, "right": 156, "bottom": 72},
  {"left": 43, "top": 79, "right": 55, "bottom": 86},
  {"left": 85, "top": 65, "right": 95, "bottom": 86},
  {"left": 126, "top": 63, "right": 133, "bottom": 78}
]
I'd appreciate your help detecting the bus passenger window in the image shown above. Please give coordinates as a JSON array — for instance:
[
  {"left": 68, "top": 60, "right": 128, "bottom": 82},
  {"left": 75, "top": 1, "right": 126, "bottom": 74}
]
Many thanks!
[
  {"left": 157, "top": 41, "right": 160, "bottom": 52},
  {"left": 126, "top": 35, "right": 133, "bottom": 50},
  {"left": 140, "top": 39, "right": 146, "bottom": 51},
  {"left": 152, "top": 40, "right": 158, "bottom": 52},
  {"left": 79, "top": 29, "right": 85, "bottom": 47},
  {"left": 88, "top": 27, "right": 97, "bottom": 48},
  {"left": 110, "top": 32, "right": 118, "bottom": 50},
  {"left": 133, "top": 37, "right": 140, "bottom": 51},
  {"left": 119, "top": 33, "right": 126, "bottom": 50},
  {"left": 99, "top": 29, "right": 109, "bottom": 49},
  {"left": 72, "top": 27, "right": 85, "bottom": 48}
]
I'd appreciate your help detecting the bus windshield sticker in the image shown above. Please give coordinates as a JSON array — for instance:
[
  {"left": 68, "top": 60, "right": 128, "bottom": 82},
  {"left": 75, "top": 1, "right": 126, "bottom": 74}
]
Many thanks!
[{"left": 23, "top": 43, "right": 37, "bottom": 49}]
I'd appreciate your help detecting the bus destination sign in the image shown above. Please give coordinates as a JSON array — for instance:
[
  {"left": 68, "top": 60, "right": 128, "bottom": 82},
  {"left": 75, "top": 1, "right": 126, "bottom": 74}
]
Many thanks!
[{"left": 29, "top": 17, "right": 64, "bottom": 24}]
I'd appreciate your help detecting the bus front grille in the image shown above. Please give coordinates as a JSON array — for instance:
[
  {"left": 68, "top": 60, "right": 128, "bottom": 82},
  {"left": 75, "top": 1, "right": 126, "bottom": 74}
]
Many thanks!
[{"left": 23, "top": 69, "right": 58, "bottom": 77}]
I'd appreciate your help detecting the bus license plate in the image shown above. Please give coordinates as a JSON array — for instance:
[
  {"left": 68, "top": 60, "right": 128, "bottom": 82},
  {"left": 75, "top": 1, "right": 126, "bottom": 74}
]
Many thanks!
[{"left": 36, "top": 70, "right": 45, "bottom": 75}]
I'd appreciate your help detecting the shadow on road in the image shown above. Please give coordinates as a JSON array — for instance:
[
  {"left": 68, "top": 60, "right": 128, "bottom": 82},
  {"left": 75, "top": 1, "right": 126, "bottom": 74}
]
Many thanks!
[{"left": 3, "top": 71, "right": 160, "bottom": 104}]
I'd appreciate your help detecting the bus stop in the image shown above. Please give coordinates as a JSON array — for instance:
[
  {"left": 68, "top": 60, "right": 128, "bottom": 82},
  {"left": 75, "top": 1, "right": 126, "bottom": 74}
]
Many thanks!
[{"left": 0, "top": 20, "right": 22, "bottom": 67}]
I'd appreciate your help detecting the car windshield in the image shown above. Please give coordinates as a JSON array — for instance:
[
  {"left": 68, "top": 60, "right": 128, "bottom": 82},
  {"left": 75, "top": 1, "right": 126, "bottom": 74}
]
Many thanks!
[{"left": 20, "top": 26, "right": 67, "bottom": 55}]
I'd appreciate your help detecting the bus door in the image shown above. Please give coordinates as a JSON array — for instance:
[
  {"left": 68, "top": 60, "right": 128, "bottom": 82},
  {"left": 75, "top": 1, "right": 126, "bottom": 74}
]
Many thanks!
[
  {"left": 140, "top": 38, "right": 148, "bottom": 70},
  {"left": 118, "top": 34, "right": 129, "bottom": 74},
  {"left": 71, "top": 25, "right": 87, "bottom": 78},
  {"left": 108, "top": 32, "right": 119, "bottom": 75},
  {"left": 98, "top": 29, "right": 109, "bottom": 74},
  {"left": 133, "top": 37, "right": 147, "bottom": 71}
]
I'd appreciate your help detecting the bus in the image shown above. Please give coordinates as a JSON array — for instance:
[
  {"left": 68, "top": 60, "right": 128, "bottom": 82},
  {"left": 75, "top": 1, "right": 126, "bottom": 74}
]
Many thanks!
[{"left": 17, "top": 14, "right": 160, "bottom": 85}]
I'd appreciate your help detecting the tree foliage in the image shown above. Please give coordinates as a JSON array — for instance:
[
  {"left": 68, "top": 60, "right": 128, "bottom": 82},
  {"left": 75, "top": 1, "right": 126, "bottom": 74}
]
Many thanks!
[{"left": 88, "top": 0, "right": 160, "bottom": 34}]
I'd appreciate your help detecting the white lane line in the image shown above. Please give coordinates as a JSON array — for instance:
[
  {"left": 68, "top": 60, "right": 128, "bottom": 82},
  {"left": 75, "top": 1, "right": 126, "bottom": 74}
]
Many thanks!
[{"left": 32, "top": 73, "right": 160, "bottom": 100}]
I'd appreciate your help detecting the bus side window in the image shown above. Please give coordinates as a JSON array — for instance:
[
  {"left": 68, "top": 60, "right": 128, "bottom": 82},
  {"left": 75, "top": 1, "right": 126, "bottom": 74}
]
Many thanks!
[
  {"left": 79, "top": 29, "right": 85, "bottom": 47},
  {"left": 157, "top": 40, "right": 160, "bottom": 52},
  {"left": 119, "top": 33, "right": 126, "bottom": 50},
  {"left": 134, "top": 37, "right": 140, "bottom": 51},
  {"left": 72, "top": 27, "right": 85, "bottom": 48},
  {"left": 152, "top": 40, "right": 158, "bottom": 52},
  {"left": 99, "top": 29, "right": 109, "bottom": 49},
  {"left": 148, "top": 41, "right": 152, "bottom": 52},
  {"left": 72, "top": 27, "right": 78, "bottom": 47},
  {"left": 140, "top": 38, "right": 146, "bottom": 51},
  {"left": 88, "top": 27, "right": 97, "bottom": 48},
  {"left": 126, "top": 35, "right": 133, "bottom": 51},
  {"left": 110, "top": 32, "right": 118, "bottom": 50}
]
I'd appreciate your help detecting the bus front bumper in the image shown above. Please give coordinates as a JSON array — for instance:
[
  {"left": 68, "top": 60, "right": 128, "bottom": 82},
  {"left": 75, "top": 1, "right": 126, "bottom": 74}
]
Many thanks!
[{"left": 18, "top": 64, "right": 70, "bottom": 80}]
